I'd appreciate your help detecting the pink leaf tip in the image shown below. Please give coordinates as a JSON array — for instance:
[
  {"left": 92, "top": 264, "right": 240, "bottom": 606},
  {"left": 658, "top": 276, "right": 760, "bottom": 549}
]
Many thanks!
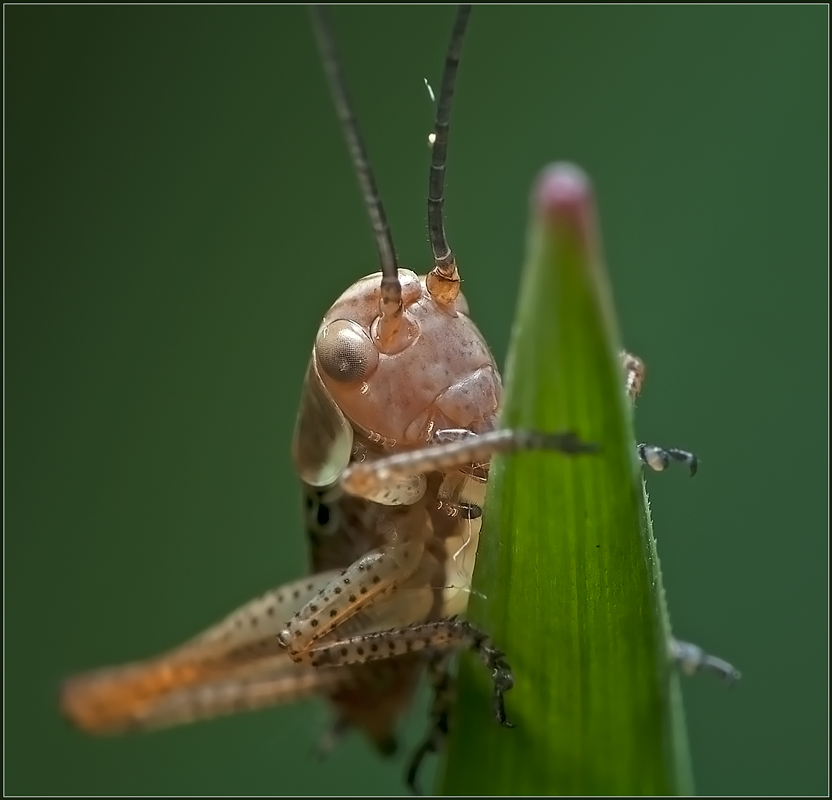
[{"left": 534, "top": 162, "right": 597, "bottom": 248}]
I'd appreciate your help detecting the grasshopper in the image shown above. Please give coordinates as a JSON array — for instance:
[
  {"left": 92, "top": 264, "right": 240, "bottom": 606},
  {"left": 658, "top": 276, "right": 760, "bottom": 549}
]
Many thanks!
[{"left": 60, "top": 6, "right": 739, "bottom": 792}]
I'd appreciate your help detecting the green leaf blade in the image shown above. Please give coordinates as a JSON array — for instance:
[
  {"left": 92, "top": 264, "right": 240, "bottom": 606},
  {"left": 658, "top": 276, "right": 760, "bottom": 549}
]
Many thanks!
[{"left": 439, "top": 164, "right": 692, "bottom": 796}]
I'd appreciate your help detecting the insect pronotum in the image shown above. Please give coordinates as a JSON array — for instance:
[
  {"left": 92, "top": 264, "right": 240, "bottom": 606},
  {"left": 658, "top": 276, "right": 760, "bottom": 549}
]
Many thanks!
[{"left": 60, "top": 5, "right": 739, "bottom": 791}]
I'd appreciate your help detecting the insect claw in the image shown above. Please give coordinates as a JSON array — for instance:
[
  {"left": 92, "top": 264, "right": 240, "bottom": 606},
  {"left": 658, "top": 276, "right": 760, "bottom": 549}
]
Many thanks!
[
  {"left": 405, "top": 740, "right": 432, "bottom": 796},
  {"left": 638, "top": 443, "right": 698, "bottom": 476},
  {"left": 670, "top": 638, "right": 740, "bottom": 684}
]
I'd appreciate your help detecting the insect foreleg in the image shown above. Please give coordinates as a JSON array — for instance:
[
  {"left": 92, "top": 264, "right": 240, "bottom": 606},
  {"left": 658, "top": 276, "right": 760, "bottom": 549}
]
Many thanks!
[
  {"left": 341, "top": 428, "right": 597, "bottom": 499},
  {"left": 670, "top": 638, "right": 741, "bottom": 683},
  {"left": 621, "top": 351, "right": 699, "bottom": 476},
  {"left": 298, "top": 618, "right": 515, "bottom": 726},
  {"left": 277, "top": 538, "right": 426, "bottom": 663}
]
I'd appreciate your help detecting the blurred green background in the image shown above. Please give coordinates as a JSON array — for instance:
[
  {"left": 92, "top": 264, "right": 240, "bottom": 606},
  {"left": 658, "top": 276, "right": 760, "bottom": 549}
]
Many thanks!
[{"left": 6, "top": 5, "right": 827, "bottom": 796}]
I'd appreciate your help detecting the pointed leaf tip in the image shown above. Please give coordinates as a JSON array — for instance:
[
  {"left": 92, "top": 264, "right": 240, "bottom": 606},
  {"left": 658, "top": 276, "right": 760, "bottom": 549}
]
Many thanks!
[{"left": 534, "top": 162, "right": 597, "bottom": 247}]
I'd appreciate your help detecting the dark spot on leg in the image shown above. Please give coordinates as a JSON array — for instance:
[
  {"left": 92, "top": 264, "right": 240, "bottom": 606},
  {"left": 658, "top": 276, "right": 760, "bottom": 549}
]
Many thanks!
[
  {"left": 330, "top": 609, "right": 337, "bottom": 617},
  {"left": 311, "top": 619, "right": 319, "bottom": 628},
  {"left": 357, "top": 647, "right": 364, "bottom": 656},
  {"left": 360, "top": 587, "right": 367, "bottom": 595},
  {"left": 334, "top": 587, "right": 342, "bottom": 595},
  {"left": 349, "top": 595, "right": 357, "bottom": 603},
  {"left": 293, "top": 589, "right": 300, "bottom": 599},
  {"left": 310, "top": 604, "right": 318, "bottom": 613},
  {"left": 372, "top": 575, "right": 381, "bottom": 584},
  {"left": 371, "top": 644, "right": 378, "bottom": 652},
  {"left": 340, "top": 648, "right": 348, "bottom": 656}
]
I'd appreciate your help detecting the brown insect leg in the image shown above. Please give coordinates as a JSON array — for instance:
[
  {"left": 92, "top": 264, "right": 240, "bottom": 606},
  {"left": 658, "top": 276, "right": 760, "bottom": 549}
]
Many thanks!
[
  {"left": 341, "top": 428, "right": 597, "bottom": 500},
  {"left": 277, "top": 539, "right": 425, "bottom": 663},
  {"left": 406, "top": 655, "right": 455, "bottom": 795},
  {"left": 670, "top": 638, "right": 741, "bottom": 684},
  {"left": 60, "top": 571, "right": 348, "bottom": 735},
  {"left": 302, "top": 618, "right": 514, "bottom": 726}
]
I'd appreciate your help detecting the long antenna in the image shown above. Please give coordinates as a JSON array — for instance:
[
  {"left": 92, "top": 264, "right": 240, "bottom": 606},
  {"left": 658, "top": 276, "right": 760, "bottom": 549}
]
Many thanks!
[
  {"left": 310, "top": 6, "right": 403, "bottom": 336},
  {"left": 426, "top": 5, "right": 472, "bottom": 305}
]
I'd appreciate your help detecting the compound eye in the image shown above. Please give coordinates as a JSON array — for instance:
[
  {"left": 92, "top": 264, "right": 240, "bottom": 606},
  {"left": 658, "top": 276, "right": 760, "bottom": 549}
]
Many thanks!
[{"left": 316, "top": 319, "right": 379, "bottom": 384}]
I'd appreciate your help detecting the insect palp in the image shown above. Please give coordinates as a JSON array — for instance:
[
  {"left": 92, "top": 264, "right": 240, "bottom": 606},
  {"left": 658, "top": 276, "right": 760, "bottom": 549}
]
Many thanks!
[
  {"left": 425, "top": 5, "right": 472, "bottom": 305},
  {"left": 309, "top": 6, "right": 404, "bottom": 347}
]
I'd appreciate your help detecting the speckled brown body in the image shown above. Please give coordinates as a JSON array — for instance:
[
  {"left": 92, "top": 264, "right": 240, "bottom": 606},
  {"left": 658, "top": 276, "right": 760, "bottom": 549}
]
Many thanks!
[
  {"left": 59, "top": 2, "right": 511, "bottom": 756},
  {"left": 295, "top": 274, "right": 496, "bottom": 752}
]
